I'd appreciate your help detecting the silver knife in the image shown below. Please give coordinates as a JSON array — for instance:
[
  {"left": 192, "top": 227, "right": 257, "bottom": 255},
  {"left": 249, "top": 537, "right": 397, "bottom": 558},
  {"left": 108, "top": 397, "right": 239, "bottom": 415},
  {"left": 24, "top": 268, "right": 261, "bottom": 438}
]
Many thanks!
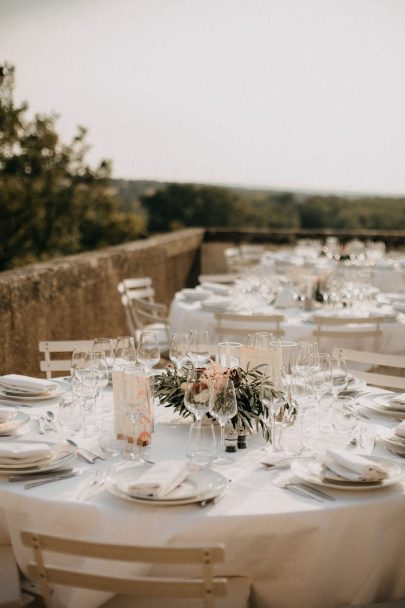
[
  {"left": 9, "top": 468, "right": 74, "bottom": 482},
  {"left": 24, "top": 471, "right": 80, "bottom": 489},
  {"left": 284, "top": 484, "right": 325, "bottom": 502},
  {"left": 294, "top": 482, "right": 335, "bottom": 502}
]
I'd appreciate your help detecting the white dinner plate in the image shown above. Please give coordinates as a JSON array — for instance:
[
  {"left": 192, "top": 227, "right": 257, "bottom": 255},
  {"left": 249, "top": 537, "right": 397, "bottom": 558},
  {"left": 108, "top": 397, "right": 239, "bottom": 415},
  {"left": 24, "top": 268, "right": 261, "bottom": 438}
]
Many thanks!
[
  {"left": 0, "top": 386, "right": 66, "bottom": 402},
  {"left": 0, "top": 411, "right": 30, "bottom": 436},
  {"left": 291, "top": 456, "right": 405, "bottom": 491},
  {"left": 106, "top": 466, "right": 228, "bottom": 506},
  {"left": 359, "top": 393, "right": 405, "bottom": 419},
  {"left": 374, "top": 395, "right": 405, "bottom": 412},
  {"left": 0, "top": 441, "right": 75, "bottom": 474}
]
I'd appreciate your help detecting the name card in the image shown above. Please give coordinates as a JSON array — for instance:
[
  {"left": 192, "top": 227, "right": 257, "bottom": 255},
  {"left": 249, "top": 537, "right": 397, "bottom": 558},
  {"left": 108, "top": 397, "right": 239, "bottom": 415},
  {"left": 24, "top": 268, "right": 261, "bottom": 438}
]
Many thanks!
[{"left": 112, "top": 369, "right": 153, "bottom": 446}]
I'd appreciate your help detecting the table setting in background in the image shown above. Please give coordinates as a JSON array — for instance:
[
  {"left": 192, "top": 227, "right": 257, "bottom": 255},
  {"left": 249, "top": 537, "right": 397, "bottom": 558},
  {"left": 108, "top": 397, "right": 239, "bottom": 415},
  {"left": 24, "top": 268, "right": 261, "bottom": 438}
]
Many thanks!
[{"left": 2, "top": 330, "right": 405, "bottom": 607}]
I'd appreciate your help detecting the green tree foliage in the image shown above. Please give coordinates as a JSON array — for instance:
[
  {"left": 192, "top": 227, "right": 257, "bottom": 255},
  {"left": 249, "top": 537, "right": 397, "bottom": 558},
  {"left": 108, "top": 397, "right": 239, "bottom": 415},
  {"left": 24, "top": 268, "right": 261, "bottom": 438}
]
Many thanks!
[
  {"left": 0, "top": 64, "right": 145, "bottom": 271},
  {"left": 141, "top": 183, "right": 247, "bottom": 232}
]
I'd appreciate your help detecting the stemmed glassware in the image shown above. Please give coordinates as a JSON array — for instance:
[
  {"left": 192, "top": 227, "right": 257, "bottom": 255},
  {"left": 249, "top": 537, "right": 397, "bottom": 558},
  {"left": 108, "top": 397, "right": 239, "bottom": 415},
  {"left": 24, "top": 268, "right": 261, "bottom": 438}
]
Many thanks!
[
  {"left": 216, "top": 342, "right": 242, "bottom": 368},
  {"left": 121, "top": 364, "right": 152, "bottom": 461},
  {"left": 310, "top": 352, "right": 332, "bottom": 429},
  {"left": 260, "top": 368, "right": 288, "bottom": 453},
  {"left": 92, "top": 338, "right": 115, "bottom": 380},
  {"left": 330, "top": 355, "right": 349, "bottom": 401},
  {"left": 89, "top": 351, "right": 109, "bottom": 411},
  {"left": 184, "top": 368, "right": 211, "bottom": 425},
  {"left": 208, "top": 378, "right": 238, "bottom": 464},
  {"left": 293, "top": 341, "right": 319, "bottom": 377},
  {"left": 169, "top": 332, "right": 189, "bottom": 369},
  {"left": 115, "top": 336, "right": 137, "bottom": 368},
  {"left": 188, "top": 330, "right": 210, "bottom": 367},
  {"left": 71, "top": 367, "right": 98, "bottom": 437},
  {"left": 137, "top": 331, "right": 160, "bottom": 373}
]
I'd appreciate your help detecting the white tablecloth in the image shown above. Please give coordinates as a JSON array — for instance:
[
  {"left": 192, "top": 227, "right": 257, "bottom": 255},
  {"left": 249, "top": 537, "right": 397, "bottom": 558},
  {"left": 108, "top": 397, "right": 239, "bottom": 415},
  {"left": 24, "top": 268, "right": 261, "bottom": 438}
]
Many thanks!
[
  {"left": 170, "top": 295, "right": 405, "bottom": 355},
  {"left": 1, "top": 389, "right": 405, "bottom": 608}
]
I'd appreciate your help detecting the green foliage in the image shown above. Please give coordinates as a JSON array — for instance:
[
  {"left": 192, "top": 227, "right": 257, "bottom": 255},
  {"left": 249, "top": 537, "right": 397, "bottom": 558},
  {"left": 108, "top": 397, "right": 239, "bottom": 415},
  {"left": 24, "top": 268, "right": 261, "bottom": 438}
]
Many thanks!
[
  {"left": 154, "top": 364, "right": 276, "bottom": 442},
  {"left": 0, "top": 64, "right": 145, "bottom": 271}
]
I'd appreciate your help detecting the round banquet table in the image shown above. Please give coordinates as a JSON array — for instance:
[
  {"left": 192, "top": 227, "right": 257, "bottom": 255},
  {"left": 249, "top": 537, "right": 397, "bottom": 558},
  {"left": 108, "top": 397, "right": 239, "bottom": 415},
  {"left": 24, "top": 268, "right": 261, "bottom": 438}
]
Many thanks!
[
  {"left": 169, "top": 293, "right": 405, "bottom": 355},
  {"left": 1, "top": 385, "right": 405, "bottom": 608}
]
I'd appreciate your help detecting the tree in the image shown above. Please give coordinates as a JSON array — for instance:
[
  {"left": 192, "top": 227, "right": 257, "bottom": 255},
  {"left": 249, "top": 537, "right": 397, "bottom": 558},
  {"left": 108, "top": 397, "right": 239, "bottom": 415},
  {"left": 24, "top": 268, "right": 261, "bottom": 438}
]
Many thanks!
[
  {"left": 140, "top": 183, "right": 244, "bottom": 232},
  {"left": 0, "top": 64, "right": 145, "bottom": 270}
]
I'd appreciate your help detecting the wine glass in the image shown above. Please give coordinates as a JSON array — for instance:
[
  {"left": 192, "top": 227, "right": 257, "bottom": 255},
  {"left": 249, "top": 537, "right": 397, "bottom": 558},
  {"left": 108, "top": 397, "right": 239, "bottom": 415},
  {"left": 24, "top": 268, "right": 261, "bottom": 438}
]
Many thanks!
[
  {"left": 184, "top": 367, "right": 211, "bottom": 425},
  {"left": 169, "top": 332, "right": 189, "bottom": 369},
  {"left": 89, "top": 351, "right": 109, "bottom": 410},
  {"left": 293, "top": 340, "right": 319, "bottom": 377},
  {"left": 71, "top": 367, "right": 98, "bottom": 437},
  {"left": 137, "top": 331, "right": 160, "bottom": 372},
  {"left": 92, "top": 338, "right": 115, "bottom": 380},
  {"left": 70, "top": 349, "right": 91, "bottom": 377},
  {"left": 260, "top": 369, "right": 288, "bottom": 453},
  {"left": 115, "top": 336, "right": 137, "bottom": 368},
  {"left": 252, "top": 332, "right": 274, "bottom": 348},
  {"left": 209, "top": 378, "right": 238, "bottom": 464},
  {"left": 121, "top": 364, "right": 152, "bottom": 461},
  {"left": 188, "top": 330, "right": 210, "bottom": 367},
  {"left": 330, "top": 355, "right": 349, "bottom": 401},
  {"left": 310, "top": 352, "right": 332, "bottom": 429},
  {"left": 186, "top": 422, "right": 216, "bottom": 468}
]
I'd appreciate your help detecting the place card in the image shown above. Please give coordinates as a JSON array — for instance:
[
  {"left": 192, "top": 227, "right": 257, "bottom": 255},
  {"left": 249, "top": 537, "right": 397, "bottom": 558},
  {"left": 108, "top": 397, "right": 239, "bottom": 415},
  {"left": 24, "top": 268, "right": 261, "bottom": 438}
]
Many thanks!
[{"left": 112, "top": 370, "right": 153, "bottom": 446}]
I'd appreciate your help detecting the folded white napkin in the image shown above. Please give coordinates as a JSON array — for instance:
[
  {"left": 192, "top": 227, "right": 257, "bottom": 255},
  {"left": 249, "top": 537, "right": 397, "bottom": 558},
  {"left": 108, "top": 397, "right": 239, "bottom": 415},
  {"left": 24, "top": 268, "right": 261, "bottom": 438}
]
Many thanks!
[
  {"left": 201, "top": 282, "right": 230, "bottom": 295},
  {"left": 0, "top": 408, "right": 15, "bottom": 423},
  {"left": 117, "top": 460, "right": 189, "bottom": 498},
  {"left": 200, "top": 298, "right": 229, "bottom": 311},
  {"left": 394, "top": 421, "right": 405, "bottom": 440},
  {"left": 320, "top": 448, "right": 389, "bottom": 482},
  {"left": 0, "top": 441, "right": 52, "bottom": 464},
  {"left": 0, "top": 374, "right": 57, "bottom": 394},
  {"left": 390, "top": 393, "right": 405, "bottom": 405},
  {"left": 261, "top": 452, "right": 288, "bottom": 467}
]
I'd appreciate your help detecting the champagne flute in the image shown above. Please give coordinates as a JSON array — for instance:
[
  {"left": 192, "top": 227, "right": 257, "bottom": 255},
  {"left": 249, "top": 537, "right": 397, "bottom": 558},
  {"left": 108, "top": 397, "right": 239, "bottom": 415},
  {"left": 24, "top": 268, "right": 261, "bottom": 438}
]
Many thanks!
[
  {"left": 71, "top": 367, "right": 98, "bottom": 437},
  {"left": 209, "top": 378, "right": 238, "bottom": 465},
  {"left": 169, "top": 332, "right": 189, "bottom": 370},
  {"left": 188, "top": 330, "right": 210, "bottom": 367},
  {"left": 89, "top": 351, "right": 109, "bottom": 410},
  {"left": 137, "top": 331, "right": 160, "bottom": 372}
]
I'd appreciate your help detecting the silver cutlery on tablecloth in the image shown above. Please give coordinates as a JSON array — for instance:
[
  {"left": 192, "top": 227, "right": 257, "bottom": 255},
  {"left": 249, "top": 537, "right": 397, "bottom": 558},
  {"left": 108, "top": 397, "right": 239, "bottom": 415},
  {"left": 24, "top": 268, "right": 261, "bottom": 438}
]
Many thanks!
[{"left": 24, "top": 471, "right": 81, "bottom": 489}]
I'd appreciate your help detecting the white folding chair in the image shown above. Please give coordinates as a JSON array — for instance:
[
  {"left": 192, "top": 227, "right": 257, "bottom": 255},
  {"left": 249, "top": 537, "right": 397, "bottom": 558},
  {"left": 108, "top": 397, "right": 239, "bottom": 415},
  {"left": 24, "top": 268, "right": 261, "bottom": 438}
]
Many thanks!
[
  {"left": 21, "top": 531, "right": 231, "bottom": 608},
  {"left": 312, "top": 315, "right": 384, "bottom": 352},
  {"left": 129, "top": 297, "right": 170, "bottom": 352},
  {"left": 215, "top": 312, "right": 285, "bottom": 341},
  {"left": 117, "top": 277, "right": 155, "bottom": 303},
  {"left": 39, "top": 340, "right": 95, "bottom": 379},
  {"left": 332, "top": 347, "right": 405, "bottom": 391}
]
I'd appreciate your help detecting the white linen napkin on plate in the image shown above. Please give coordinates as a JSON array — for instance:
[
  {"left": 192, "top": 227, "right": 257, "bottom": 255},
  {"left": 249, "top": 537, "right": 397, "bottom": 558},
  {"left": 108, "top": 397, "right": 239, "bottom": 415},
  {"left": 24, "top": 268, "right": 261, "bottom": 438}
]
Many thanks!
[
  {"left": 320, "top": 448, "right": 389, "bottom": 482},
  {"left": 116, "top": 460, "right": 189, "bottom": 498},
  {"left": 394, "top": 420, "right": 405, "bottom": 440},
  {"left": 0, "top": 374, "right": 57, "bottom": 394},
  {"left": 390, "top": 393, "right": 405, "bottom": 404},
  {"left": 0, "top": 441, "right": 52, "bottom": 464},
  {"left": 0, "top": 408, "right": 16, "bottom": 423}
]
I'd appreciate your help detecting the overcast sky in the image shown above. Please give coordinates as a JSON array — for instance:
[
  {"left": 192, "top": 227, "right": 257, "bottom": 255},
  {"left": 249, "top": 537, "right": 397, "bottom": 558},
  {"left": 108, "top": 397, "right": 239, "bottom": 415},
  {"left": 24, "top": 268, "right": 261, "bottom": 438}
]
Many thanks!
[{"left": 1, "top": 0, "right": 405, "bottom": 195}]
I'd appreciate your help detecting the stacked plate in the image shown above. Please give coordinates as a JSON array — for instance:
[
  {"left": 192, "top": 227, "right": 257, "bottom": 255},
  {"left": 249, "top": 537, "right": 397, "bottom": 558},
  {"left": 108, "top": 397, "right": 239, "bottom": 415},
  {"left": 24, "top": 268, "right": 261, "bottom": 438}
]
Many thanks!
[
  {"left": 200, "top": 297, "right": 230, "bottom": 313},
  {"left": 359, "top": 393, "right": 405, "bottom": 420},
  {"left": 0, "top": 374, "right": 65, "bottom": 403},
  {"left": 180, "top": 288, "right": 211, "bottom": 302},
  {"left": 291, "top": 456, "right": 405, "bottom": 491},
  {"left": 106, "top": 464, "right": 228, "bottom": 506},
  {"left": 0, "top": 440, "right": 75, "bottom": 475},
  {"left": 0, "top": 408, "right": 30, "bottom": 436}
]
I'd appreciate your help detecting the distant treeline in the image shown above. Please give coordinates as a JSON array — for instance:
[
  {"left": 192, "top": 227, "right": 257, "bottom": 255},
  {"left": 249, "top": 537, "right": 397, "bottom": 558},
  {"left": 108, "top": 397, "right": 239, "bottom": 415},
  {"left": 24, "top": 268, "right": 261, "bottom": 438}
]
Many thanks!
[{"left": 113, "top": 180, "right": 405, "bottom": 232}]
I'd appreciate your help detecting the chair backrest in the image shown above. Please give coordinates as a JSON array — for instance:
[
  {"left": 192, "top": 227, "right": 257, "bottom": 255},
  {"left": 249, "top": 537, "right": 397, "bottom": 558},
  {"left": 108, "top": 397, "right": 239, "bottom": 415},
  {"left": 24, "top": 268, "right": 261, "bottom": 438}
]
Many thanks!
[
  {"left": 39, "top": 340, "right": 95, "bottom": 379},
  {"left": 117, "top": 277, "right": 155, "bottom": 303},
  {"left": 21, "top": 531, "right": 227, "bottom": 608},
  {"left": 312, "top": 315, "right": 384, "bottom": 351},
  {"left": 215, "top": 313, "right": 285, "bottom": 341},
  {"left": 332, "top": 347, "right": 405, "bottom": 390}
]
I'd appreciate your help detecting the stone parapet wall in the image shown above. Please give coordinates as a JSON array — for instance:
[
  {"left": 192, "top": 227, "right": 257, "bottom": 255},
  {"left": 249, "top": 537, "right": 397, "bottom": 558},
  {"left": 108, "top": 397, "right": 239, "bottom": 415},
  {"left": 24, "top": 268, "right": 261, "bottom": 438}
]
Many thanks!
[{"left": 0, "top": 229, "right": 204, "bottom": 376}]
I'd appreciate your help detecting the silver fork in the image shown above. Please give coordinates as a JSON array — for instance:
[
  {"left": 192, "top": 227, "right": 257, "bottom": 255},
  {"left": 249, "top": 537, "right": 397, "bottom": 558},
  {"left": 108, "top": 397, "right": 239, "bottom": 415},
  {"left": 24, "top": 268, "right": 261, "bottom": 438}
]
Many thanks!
[{"left": 77, "top": 466, "right": 114, "bottom": 501}]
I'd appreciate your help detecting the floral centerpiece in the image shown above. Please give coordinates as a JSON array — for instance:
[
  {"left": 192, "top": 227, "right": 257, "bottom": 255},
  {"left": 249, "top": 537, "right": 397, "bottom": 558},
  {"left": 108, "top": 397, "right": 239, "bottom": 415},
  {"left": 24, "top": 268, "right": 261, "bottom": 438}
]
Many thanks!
[{"left": 154, "top": 362, "right": 291, "bottom": 442}]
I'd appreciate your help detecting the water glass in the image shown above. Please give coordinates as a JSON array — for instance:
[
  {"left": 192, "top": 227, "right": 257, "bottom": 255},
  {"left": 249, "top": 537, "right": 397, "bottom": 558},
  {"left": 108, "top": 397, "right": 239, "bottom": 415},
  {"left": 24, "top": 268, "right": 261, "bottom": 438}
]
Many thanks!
[
  {"left": 99, "top": 414, "right": 126, "bottom": 457},
  {"left": 186, "top": 422, "right": 216, "bottom": 468},
  {"left": 184, "top": 367, "right": 211, "bottom": 423},
  {"left": 330, "top": 355, "right": 348, "bottom": 399},
  {"left": 122, "top": 365, "right": 152, "bottom": 461},
  {"left": 216, "top": 342, "right": 242, "bottom": 368},
  {"left": 58, "top": 394, "right": 81, "bottom": 434},
  {"left": 115, "top": 336, "right": 137, "bottom": 368}
]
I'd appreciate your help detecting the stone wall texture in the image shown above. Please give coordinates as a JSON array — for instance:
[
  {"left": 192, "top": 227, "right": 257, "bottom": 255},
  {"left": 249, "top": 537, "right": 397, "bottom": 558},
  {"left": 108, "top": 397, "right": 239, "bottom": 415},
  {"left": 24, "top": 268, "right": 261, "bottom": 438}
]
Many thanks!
[{"left": 0, "top": 229, "right": 204, "bottom": 376}]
